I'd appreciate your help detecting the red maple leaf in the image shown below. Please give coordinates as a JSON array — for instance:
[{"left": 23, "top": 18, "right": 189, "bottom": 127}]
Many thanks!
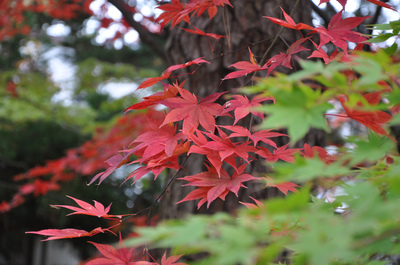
[
  {"left": 264, "top": 8, "right": 314, "bottom": 31},
  {"left": 264, "top": 176, "right": 300, "bottom": 195},
  {"left": 319, "top": 0, "right": 396, "bottom": 11},
  {"left": 156, "top": 0, "right": 190, "bottom": 28},
  {"left": 124, "top": 141, "right": 189, "bottom": 184},
  {"left": 224, "top": 94, "right": 275, "bottom": 124},
  {"left": 312, "top": 11, "right": 369, "bottom": 53},
  {"left": 267, "top": 38, "right": 310, "bottom": 74},
  {"left": 129, "top": 117, "right": 184, "bottom": 159},
  {"left": 160, "top": 252, "right": 187, "bottom": 265},
  {"left": 239, "top": 196, "right": 263, "bottom": 209},
  {"left": 338, "top": 93, "right": 395, "bottom": 141},
  {"left": 178, "top": 164, "right": 257, "bottom": 208},
  {"left": 179, "top": 25, "right": 225, "bottom": 40},
  {"left": 88, "top": 152, "right": 131, "bottom": 185},
  {"left": 187, "top": 130, "right": 231, "bottom": 176},
  {"left": 50, "top": 196, "right": 119, "bottom": 219},
  {"left": 365, "top": 0, "right": 397, "bottom": 11},
  {"left": 18, "top": 179, "right": 60, "bottom": 197},
  {"left": 124, "top": 82, "right": 181, "bottom": 112},
  {"left": 26, "top": 227, "right": 112, "bottom": 241},
  {"left": 137, "top": 71, "right": 172, "bottom": 89},
  {"left": 0, "top": 201, "right": 10, "bottom": 213},
  {"left": 202, "top": 128, "right": 257, "bottom": 164},
  {"left": 220, "top": 125, "right": 287, "bottom": 148},
  {"left": 86, "top": 241, "right": 140, "bottom": 265},
  {"left": 223, "top": 48, "right": 269, "bottom": 80},
  {"left": 301, "top": 143, "right": 333, "bottom": 163},
  {"left": 308, "top": 47, "right": 346, "bottom": 64},
  {"left": 186, "top": 0, "right": 232, "bottom": 19},
  {"left": 161, "top": 88, "right": 226, "bottom": 133},
  {"left": 165, "top": 57, "right": 210, "bottom": 73},
  {"left": 256, "top": 144, "right": 301, "bottom": 163}
]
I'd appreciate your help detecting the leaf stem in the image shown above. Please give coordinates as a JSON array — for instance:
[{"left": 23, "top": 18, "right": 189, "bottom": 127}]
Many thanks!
[
  {"left": 259, "top": 0, "right": 302, "bottom": 66},
  {"left": 324, "top": 113, "right": 348, "bottom": 118},
  {"left": 144, "top": 155, "right": 190, "bottom": 250}
]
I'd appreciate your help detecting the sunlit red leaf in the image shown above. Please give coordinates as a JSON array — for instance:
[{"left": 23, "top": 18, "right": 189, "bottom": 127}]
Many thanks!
[
  {"left": 26, "top": 227, "right": 112, "bottom": 241},
  {"left": 224, "top": 94, "right": 275, "bottom": 124},
  {"left": 51, "top": 196, "right": 116, "bottom": 218},
  {"left": 161, "top": 88, "right": 226, "bottom": 133}
]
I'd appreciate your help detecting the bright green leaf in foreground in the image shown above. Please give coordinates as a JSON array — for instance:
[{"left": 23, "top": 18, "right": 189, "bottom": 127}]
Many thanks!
[{"left": 257, "top": 83, "right": 331, "bottom": 143}]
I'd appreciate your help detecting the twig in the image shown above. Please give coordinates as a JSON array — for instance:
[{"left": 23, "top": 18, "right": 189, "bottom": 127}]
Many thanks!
[
  {"left": 107, "top": 0, "right": 167, "bottom": 62},
  {"left": 260, "top": 0, "right": 302, "bottom": 66}
]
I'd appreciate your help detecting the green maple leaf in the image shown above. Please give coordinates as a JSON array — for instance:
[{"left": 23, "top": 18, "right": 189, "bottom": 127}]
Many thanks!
[{"left": 258, "top": 84, "right": 331, "bottom": 144}]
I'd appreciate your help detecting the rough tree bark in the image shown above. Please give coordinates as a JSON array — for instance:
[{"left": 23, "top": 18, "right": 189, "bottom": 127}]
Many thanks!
[{"left": 159, "top": 0, "right": 325, "bottom": 219}]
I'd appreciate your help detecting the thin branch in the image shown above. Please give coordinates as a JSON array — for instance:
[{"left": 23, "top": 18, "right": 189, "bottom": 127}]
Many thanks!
[
  {"left": 259, "top": 0, "right": 302, "bottom": 66},
  {"left": 107, "top": 0, "right": 167, "bottom": 62},
  {"left": 366, "top": 0, "right": 388, "bottom": 35},
  {"left": 120, "top": 155, "right": 190, "bottom": 224},
  {"left": 311, "top": 1, "right": 331, "bottom": 26},
  {"left": 146, "top": 155, "right": 190, "bottom": 227}
]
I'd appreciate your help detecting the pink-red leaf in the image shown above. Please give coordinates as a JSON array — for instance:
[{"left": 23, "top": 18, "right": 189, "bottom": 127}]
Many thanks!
[
  {"left": 224, "top": 94, "right": 275, "bottom": 124},
  {"left": 165, "top": 57, "right": 210, "bottom": 73},
  {"left": 338, "top": 93, "right": 395, "bottom": 141},
  {"left": 265, "top": 176, "right": 300, "bottom": 195},
  {"left": 256, "top": 144, "right": 301, "bottom": 163},
  {"left": 365, "top": 0, "right": 397, "bottom": 11},
  {"left": 264, "top": 8, "right": 314, "bottom": 31},
  {"left": 312, "top": 12, "right": 369, "bottom": 53},
  {"left": 26, "top": 227, "right": 111, "bottom": 241},
  {"left": 161, "top": 88, "right": 226, "bottom": 133},
  {"left": 178, "top": 165, "right": 257, "bottom": 208},
  {"left": 180, "top": 26, "right": 225, "bottom": 40},
  {"left": 51, "top": 196, "right": 114, "bottom": 218},
  {"left": 137, "top": 71, "right": 171, "bottom": 89},
  {"left": 220, "top": 125, "right": 287, "bottom": 148},
  {"left": 161, "top": 252, "right": 187, "bottom": 265}
]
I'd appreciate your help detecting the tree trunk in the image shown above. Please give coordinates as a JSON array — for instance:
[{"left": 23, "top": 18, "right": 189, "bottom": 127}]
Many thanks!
[{"left": 159, "top": 0, "right": 323, "bottom": 219}]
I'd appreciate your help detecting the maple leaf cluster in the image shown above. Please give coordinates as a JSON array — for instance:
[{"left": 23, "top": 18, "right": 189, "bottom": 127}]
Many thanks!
[
  {"left": 0, "top": 0, "right": 93, "bottom": 40},
  {"left": 156, "top": 0, "right": 232, "bottom": 29},
  {"left": 224, "top": 8, "right": 374, "bottom": 80},
  {"left": 13, "top": 1, "right": 399, "bottom": 264}
]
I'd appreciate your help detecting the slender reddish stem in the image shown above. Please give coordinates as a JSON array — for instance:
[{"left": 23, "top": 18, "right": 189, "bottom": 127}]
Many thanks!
[{"left": 324, "top": 113, "right": 348, "bottom": 118}]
